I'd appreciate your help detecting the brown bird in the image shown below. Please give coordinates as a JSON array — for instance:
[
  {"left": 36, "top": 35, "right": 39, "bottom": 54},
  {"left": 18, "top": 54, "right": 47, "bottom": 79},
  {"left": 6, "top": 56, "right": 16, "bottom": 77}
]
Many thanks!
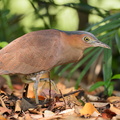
[{"left": 0, "top": 29, "right": 110, "bottom": 103}]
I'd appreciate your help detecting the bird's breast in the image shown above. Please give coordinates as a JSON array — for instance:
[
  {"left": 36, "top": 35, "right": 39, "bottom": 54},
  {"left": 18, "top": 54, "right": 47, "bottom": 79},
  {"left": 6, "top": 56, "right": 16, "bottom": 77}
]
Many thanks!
[{"left": 56, "top": 47, "right": 83, "bottom": 66}]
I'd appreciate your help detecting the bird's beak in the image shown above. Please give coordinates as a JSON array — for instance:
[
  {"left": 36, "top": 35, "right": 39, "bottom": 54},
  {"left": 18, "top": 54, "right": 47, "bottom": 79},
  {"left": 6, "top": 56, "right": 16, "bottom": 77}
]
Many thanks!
[{"left": 92, "top": 41, "right": 111, "bottom": 49}]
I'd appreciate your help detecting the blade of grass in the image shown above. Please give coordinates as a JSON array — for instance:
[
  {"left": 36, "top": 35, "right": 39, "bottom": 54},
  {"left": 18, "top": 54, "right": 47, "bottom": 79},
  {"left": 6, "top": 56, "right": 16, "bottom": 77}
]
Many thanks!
[
  {"left": 92, "top": 19, "right": 120, "bottom": 34},
  {"left": 75, "top": 49, "right": 103, "bottom": 88},
  {"left": 115, "top": 28, "right": 120, "bottom": 53},
  {"left": 89, "top": 81, "right": 105, "bottom": 91},
  {"left": 1, "top": 75, "right": 13, "bottom": 89},
  {"left": 103, "top": 38, "right": 112, "bottom": 87},
  {"left": 86, "top": 13, "right": 120, "bottom": 31},
  {"left": 68, "top": 48, "right": 100, "bottom": 79},
  {"left": 98, "top": 30, "right": 116, "bottom": 40},
  {"left": 112, "top": 74, "right": 120, "bottom": 79},
  {"left": 107, "top": 82, "right": 114, "bottom": 96},
  {"left": 58, "top": 63, "right": 73, "bottom": 76}
]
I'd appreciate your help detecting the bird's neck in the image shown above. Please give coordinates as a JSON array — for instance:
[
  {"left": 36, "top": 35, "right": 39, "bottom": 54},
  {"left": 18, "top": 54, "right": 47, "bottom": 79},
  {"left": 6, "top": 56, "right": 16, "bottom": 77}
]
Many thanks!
[{"left": 56, "top": 33, "right": 84, "bottom": 65}]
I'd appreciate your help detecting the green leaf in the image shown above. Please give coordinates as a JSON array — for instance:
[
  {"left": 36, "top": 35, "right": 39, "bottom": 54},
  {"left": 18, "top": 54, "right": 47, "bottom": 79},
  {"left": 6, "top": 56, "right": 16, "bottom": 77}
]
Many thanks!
[
  {"left": 107, "top": 82, "right": 114, "bottom": 96},
  {"left": 86, "top": 13, "right": 120, "bottom": 31},
  {"left": 92, "top": 19, "right": 120, "bottom": 35},
  {"left": 89, "top": 81, "right": 105, "bottom": 91},
  {"left": 112, "top": 74, "right": 120, "bottom": 79},
  {"left": 115, "top": 29, "right": 120, "bottom": 53},
  {"left": 75, "top": 49, "right": 102, "bottom": 88},
  {"left": 68, "top": 48, "right": 100, "bottom": 79},
  {"left": 0, "top": 41, "right": 8, "bottom": 48},
  {"left": 58, "top": 63, "right": 73, "bottom": 76},
  {"left": 103, "top": 40, "right": 112, "bottom": 82},
  {"left": 98, "top": 30, "right": 116, "bottom": 41},
  {"left": 1, "top": 75, "right": 13, "bottom": 89},
  {"left": 54, "top": 66, "right": 61, "bottom": 74}
]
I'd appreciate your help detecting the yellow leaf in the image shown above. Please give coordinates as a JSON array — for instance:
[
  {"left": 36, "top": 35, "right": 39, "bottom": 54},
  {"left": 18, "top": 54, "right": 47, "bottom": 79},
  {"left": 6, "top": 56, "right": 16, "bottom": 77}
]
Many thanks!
[{"left": 80, "top": 102, "right": 100, "bottom": 117}]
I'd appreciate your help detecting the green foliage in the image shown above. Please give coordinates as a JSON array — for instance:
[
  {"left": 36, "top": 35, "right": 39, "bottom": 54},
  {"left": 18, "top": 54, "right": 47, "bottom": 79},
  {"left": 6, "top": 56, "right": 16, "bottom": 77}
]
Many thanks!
[
  {"left": 1, "top": 75, "right": 13, "bottom": 89},
  {"left": 115, "top": 29, "right": 120, "bottom": 53},
  {"left": 89, "top": 81, "right": 105, "bottom": 91},
  {"left": 56, "top": 12, "right": 120, "bottom": 94},
  {"left": 112, "top": 74, "right": 120, "bottom": 79},
  {"left": 0, "top": 41, "right": 8, "bottom": 48},
  {"left": 102, "top": 39, "right": 113, "bottom": 96},
  {"left": 0, "top": 1, "right": 25, "bottom": 43}
]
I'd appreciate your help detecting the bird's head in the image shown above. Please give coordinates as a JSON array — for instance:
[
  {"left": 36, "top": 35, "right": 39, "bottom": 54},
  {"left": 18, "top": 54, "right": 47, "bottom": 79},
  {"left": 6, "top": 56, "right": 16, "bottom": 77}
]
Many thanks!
[
  {"left": 79, "top": 31, "right": 110, "bottom": 49},
  {"left": 62, "top": 31, "right": 110, "bottom": 50}
]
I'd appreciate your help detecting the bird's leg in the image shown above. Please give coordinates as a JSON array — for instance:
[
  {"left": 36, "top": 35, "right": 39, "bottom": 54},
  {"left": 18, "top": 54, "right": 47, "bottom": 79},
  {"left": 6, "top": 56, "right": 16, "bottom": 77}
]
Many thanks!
[
  {"left": 48, "top": 78, "right": 51, "bottom": 99},
  {"left": 34, "top": 74, "right": 40, "bottom": 104},
  {"left": 40, "top": 78, "right": 52, "bottom": 99},
  {"left": 40, "top": 78, "right": 59, "bottom": 94},
  {"left": 34, "top": 71, "right": 48, "bottom": 104}
]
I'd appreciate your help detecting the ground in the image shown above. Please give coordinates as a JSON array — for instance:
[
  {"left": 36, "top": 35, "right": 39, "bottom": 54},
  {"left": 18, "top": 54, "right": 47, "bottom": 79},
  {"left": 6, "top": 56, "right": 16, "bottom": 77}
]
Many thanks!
[{"left": 0, "top": 76, "right": 120, "bottom": 120}]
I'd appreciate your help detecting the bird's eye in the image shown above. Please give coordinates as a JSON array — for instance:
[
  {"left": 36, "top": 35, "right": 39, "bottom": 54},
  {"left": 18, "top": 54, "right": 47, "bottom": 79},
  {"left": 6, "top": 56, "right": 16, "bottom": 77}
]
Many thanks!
[{"left": 84, "top": 37, "right": 90, "bottom": 42}]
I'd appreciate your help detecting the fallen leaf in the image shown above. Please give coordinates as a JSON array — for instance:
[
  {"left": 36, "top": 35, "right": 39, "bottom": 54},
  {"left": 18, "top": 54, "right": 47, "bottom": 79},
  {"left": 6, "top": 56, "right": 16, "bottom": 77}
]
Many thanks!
[
  {"left": 21, "top": 98, "right": 35, "bottom": 111},
  {"left": 101, "top": 109, "right": 116, "bottom": 119},
  {"left": 15, "top": 100, "right": 21, "bottom": 112},
  {"left": 107, "top": 96, "right": 120, "bottom": 103},
  {"left": 80, "top": 102, "right": 100, "bottom": 117},
  {"left": 43, "top": 110, "right": 56, "bottom": 117},
  {"left": 57, "top": 82, "right": 75, "bottom": 94},
  {"left": 0, "top": 107, "right": 11, "bottom": 115},
  {"left": 59, "top": 108, "right": 75, "bottom": 115},
  {"left": 87, "top": 94, "right": 100, "bottom": 101},
  {"left": 107, "top": 96, "right": 120, "bottom": 115},
  {"left": 0, "top": 96, "right": 6, "bottom": 108},
  {"left": 110, "top": 104, "right": 120, "bottom": 115},
  {"left": 0, "top": 115, "right": 7, "bottom": 120},
  {"left": 24, "top": 113, "right": 33, "bottom": 120},
  {"left": 91, "top": 102, "right": 109, "bottom": 108},
  {"left": 27, "top": 80, "right": 59, "bottom": 99}
]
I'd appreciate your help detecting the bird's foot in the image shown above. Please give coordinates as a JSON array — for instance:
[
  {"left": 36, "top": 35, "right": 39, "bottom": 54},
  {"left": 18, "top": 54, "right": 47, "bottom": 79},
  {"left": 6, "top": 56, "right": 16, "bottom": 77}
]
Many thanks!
[{"left": 26, "top": 70, "right": 49, "bottom": 82}]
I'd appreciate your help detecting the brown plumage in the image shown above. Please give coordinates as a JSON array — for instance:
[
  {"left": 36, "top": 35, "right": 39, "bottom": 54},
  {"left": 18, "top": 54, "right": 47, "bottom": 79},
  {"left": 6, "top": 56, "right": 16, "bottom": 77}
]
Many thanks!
[{"left": 0, "top": 29, "right": 110, "bottom": 75}]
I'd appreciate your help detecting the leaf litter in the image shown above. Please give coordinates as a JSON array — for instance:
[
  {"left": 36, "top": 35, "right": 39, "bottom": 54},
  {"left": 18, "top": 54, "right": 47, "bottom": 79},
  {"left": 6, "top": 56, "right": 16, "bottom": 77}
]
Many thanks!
[{"left": 0, "top": 77, "right": 120, "bottom": 120}]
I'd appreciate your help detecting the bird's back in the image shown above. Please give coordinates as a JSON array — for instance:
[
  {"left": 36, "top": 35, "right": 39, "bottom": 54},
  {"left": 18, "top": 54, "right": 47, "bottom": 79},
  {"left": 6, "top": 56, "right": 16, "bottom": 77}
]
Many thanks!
[{"left": 0, "top": 29, "right": 61, "bottom": 75}]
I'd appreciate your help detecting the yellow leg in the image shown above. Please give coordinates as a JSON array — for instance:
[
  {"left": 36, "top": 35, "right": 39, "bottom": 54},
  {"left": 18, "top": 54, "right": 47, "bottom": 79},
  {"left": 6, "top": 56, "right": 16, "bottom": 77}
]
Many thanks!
[
  {"left": 33, "top": 75, "right": 39, "bottom": 104},
  {"left": 33, "top": 71, "right": 49, "bottom": 104}
]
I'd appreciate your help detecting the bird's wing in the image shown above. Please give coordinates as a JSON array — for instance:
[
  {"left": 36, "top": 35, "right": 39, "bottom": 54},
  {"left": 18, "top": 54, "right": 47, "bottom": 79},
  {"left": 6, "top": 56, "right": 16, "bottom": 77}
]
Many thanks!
[{"left": 0, "top": 30, "right": 60, "bottom": 75}]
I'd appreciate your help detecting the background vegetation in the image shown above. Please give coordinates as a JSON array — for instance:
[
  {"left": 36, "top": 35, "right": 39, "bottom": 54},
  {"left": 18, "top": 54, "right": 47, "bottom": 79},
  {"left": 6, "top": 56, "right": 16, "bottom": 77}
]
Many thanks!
[{"left": 0, "top": 0, "right": 120, "bottom": 96}]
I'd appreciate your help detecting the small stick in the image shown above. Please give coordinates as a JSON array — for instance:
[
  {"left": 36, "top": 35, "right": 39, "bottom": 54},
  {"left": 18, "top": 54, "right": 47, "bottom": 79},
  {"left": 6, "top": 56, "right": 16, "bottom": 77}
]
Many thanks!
[
  {"left": 56, "top": 89, "right": 83, "bottom": 98},
  {"left": 59, "top": 89, "right": 66, "bottom": 109},
  {"left": 0, "top": 96, "right": 7, "bottom": 108}
]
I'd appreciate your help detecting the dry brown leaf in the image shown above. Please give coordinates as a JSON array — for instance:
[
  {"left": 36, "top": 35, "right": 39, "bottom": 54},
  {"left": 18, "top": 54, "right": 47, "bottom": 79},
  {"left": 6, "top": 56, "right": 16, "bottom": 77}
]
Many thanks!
[
  {"left": 43, "top": 110, "right": 56, "bottom": 117},
  {"left": 112, "top": 115, "right": 120, "bottom": 120},
  {"left": 110, "top": 104, "right": 120, "bottom": 115},
  {"left": 27, "top": 80, "right": 59, "bottom": 99},
  {"left": 91, "top": 102, "right": 109, "bottom": 108},
  {"left": 57, "top": 82, "right": 75, "bottom": 94},
  {"left": 107, "top": 96, "right": 120, "bottom": 103},
  {"left": 87, "top": 94, "right": 100, "bottom": 101},
  {"left": 12, "top": 113, "right": 18, "bottom": 119},
  {"left": 0, "top": 115, "right": 7, "bottom": 120},
  {"left": 24, "top": 113, "right": 33, "bottom": 120},
  {"left": 80, "top": 102, "right": 100, "bottom": 117},
  {"left": 101, "top": 109, "right": 116, "bottom": 119},
  {"left": 21, "top": 98, "right": 35, "bottom": 111},
  {"left": 15, "top": 100, "right": 21, "bottom": 112},
  {"left": 59, "top": 108, "right": 75, "bottom": 115},
  {"left": 107, "top": 96, "right": 120, "bottom": 115},
  {"left": 31, "top": 114, "right": 44, "bottom": 119},
  {"left": 0, "top": 96, "right": 6, "bottom": 108},
  {"left": 0, "top": 107, "right": 11, "bottom": 114}
]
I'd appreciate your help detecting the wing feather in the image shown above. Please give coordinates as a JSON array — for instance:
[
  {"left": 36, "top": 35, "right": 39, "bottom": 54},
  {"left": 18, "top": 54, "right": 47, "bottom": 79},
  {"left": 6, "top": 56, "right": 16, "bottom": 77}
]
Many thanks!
[{"left": 0, "top": 29, "right": 61, "bottom": 75}]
